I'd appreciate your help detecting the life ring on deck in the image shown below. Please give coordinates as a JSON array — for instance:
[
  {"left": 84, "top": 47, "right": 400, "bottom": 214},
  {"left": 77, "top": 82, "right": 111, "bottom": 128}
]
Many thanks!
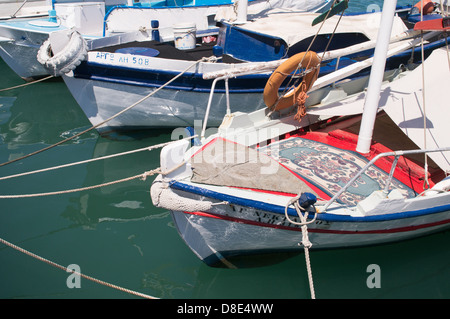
[
  {"left": 263, "top": 51, "right": 320, "bottom": 120},
  {"left": 37, "top": 30, "right": 88, "bottom": 76},
  {"left": 412, "top": 0, "right": 435, "bottom": 15}
]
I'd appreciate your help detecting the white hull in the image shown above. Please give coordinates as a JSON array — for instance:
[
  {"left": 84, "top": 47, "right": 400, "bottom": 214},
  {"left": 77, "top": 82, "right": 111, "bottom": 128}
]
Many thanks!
[
  {"left": 0, "top": 1, "right": 105, "bottom": 79},
  {"left": 59, "top": 10, "right": 432, "bottom": 132},
  {"left": 150, "top": 44, "right": 450, "bottom": 267},
  {"left": 0, "top": 24, "right": 55, "bottom": 78},
  {"left": 61, "top": 73, "right": 267, "bottom": 131},
  {"left": 170, "top": 192, "right": 450, "bottom": 266},
  {"left": 60, "top": 61, "right": 389, "bottom": 132},
  {"left": 0, "top": 0, "right": 331, "bottom": 79}
]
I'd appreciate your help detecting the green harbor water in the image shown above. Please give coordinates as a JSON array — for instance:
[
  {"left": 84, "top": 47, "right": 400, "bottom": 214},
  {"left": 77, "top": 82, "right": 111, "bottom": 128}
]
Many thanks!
[{"left": 0, "top": 0, "right": 449, "bottom": 300}]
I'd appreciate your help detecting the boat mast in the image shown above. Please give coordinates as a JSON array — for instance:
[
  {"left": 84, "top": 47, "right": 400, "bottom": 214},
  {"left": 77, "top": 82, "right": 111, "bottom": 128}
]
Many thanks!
[
  {"left": 235, "top": 0, "right": 248, "bottom": 24},
  {"left": 356, "top": 0, "right": 398, "bottom": 154}
]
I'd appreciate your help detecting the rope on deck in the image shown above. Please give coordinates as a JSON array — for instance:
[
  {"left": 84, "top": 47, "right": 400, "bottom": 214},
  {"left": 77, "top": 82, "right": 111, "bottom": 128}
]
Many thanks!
[{"left": 0, "top": 237, "right": 159, "bottom": 299}]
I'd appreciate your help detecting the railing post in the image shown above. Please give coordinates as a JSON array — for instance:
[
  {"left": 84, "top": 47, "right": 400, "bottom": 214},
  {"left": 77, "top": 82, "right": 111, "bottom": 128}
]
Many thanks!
[
  {"left": 384, "top": 155, "right": 400, "bottom": 194},
  {"left": 201, "top": 77, "right": 219, "bottom": 141}
]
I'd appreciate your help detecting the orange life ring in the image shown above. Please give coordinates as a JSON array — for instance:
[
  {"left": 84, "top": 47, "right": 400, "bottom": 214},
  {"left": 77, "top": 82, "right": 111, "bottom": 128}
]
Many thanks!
[
  {"left": 263, "top": 51, "right": 320, "bottom": 118},
  {"left": 414, "top": 0, "right": 435, "bottom": 15}
]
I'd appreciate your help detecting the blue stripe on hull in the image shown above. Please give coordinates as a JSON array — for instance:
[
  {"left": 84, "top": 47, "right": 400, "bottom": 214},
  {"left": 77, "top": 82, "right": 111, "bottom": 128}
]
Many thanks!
[
  {"left": 73, "top": 61, "right": 271, "bottom": 93},
  {"left": 170, "top": 180, "right": 450, "bottom": 223},
  {"left": 72, "top": 38, "right": 449, "bottom": 93}
]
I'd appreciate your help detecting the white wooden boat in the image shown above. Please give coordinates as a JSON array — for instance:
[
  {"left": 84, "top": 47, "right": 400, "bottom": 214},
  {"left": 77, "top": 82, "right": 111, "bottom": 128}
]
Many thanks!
[
  {"left": 0, "top": 0, "right": 324, "bottom": 79},
  {"left": 150, "top": 3, "right": 450, "bottom": 268},
  {"left": 54, "top": 5, "right": 447, "bottom": 134}
]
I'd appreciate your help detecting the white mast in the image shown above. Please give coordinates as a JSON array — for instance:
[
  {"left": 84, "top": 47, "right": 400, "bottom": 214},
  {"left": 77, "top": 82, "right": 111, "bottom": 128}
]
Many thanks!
[
  {"left": 356, "top": 0, "right": 398, "bottom": 154},
  {"left": 235, "top": 0, "right": 248, "bottom": 24}
]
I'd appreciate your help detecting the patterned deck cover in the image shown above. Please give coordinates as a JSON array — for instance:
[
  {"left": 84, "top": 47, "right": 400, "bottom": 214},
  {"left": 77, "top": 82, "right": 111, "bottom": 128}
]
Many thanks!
[{"left": 259, "top": 137, "right": 415, "bottom": 206}]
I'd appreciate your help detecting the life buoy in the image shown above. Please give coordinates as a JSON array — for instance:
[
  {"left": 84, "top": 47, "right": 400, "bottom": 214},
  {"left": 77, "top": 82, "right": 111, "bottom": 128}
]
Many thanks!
[
  {"left": 413, "top": 0, "right": 435, "bottom": 15},
  {"left": 263, "top": 51, "right": 320, "bottom": 119},
  {"left": 37, "top": 30, "right": 87, "bottom": 76}
]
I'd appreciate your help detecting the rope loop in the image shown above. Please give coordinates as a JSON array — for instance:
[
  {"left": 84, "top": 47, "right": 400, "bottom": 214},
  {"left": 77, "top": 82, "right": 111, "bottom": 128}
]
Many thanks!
[
  {"left": 284, "top": 193, "right": 318, "bottom": 227},
  {"left": 285, "top": 193, "right": 317, "bottom": 298}
]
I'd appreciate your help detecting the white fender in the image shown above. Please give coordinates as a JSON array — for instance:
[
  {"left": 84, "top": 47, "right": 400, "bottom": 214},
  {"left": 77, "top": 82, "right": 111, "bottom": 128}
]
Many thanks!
[
  {"left": 423, "top": 176, "right": 450, "bottom": 196},
  {"left": 150, "top": 175, "right": 213, "bottom": 212},
  {"left": 37, "top": 29, "right": 88, "bottom": 76}
]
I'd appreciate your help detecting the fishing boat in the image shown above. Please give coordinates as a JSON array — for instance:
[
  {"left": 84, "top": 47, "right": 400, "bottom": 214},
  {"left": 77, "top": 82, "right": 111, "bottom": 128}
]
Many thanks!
[
  {"left": 149, "top": 1, "right": 450, "bottom": 268},
  {"left": 0, "top": 0, "right": 320, "bottom": 79},
  {"left": 54, "top": 1, "right": 447, "bottom": 134},
  {"left": 0, "top": 0, "right": 51, "bottom": 20},
  {"left": 0, "top": 0, "right": 122, "bottom": 79}
]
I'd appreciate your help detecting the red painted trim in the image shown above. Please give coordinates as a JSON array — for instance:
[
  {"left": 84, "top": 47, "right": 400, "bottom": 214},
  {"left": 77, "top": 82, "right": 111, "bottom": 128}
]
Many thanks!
[
  {"left": 190, "top": 137, "right": 331, "bottom": 200},
  {"left": 190, "top": 136, "right": 220, "bottom": 157},
  {"left": 190, "top": 132, "right": 434, "bottom": 199},
  {"left": 184, "top": 211, "right": 450, "bottom": 235}
]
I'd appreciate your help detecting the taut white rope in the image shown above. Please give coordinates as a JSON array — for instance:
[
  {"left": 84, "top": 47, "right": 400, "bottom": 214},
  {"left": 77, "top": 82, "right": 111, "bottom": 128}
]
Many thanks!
[
  {"left": 284, "top": 194, "right": 317, "bottom": 299},
  {"left": 0, "top": 237, "right": 158, "bottom": 299},
  {"left": 0, "top": 169, "right": 159, "bottom": 199},
  {"left": 0, "top": 57, "right": 214, "bottom": 167},
  {"left": 0, "top": 75, "right": 54, "bottom": 92},
  {"left": 0, "top": 135, "right": 197, "bottom": 181}
]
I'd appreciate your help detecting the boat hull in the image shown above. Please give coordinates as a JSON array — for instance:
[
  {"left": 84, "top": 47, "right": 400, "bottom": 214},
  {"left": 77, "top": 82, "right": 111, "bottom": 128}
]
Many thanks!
[
  {"left": 0, "top": 0, "right": 331, "bottom": 79},
  {"left": 170, "top": 191, "right": 450, "bottom": 267},
  {"left": 0, "top": 22, "right": 55, "bottom": 79},
  {"left": 61, "top": 35, "right": 447, "bottom": 133},
  {"left": 61, "top": 72, "right": 267, "bottom": 132},
  {"left": 149, "top": 45, "right": 450, "bottom": 267}
]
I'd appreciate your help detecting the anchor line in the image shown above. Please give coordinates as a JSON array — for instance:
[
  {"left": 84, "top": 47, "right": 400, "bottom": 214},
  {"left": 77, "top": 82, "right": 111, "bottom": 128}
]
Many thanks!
[
  {"left": 0, "top": 57, "right": 215, "bottom": 167},
  {"left": 0, "top": 75, "right": 55, "bottom": 92},
  {"left": 0, "top": 237, "right": 159, "bottom": 299},
  {"left": 0, "top": 135, "right": 197, "bottom": 182},
  {"left": 276, "top": 0, "right": 345, "bottom": 114},
  {"left": 0, "top": 134, "right": 195, "bottom": 198},
  {"left": 0, "top": 169, "right": 159, "bottom": 199}
]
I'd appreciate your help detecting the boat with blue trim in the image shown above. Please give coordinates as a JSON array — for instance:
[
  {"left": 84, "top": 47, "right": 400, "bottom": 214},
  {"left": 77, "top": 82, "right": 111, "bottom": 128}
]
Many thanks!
[
  {"left": 1, "top": 0, "right": 322, "bottom": 79},
  {"left": 56, "top": 4, "right": 448, "bottom": 134},
  {"left": 149, "top": 3, "right": 450, "bottom": 268}
]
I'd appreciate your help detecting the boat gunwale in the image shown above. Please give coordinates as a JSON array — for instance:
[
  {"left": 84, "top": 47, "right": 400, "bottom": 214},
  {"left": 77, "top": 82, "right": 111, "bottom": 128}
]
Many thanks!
[{"left": 169, "top": 179, "right": 450, "bottom": 223}]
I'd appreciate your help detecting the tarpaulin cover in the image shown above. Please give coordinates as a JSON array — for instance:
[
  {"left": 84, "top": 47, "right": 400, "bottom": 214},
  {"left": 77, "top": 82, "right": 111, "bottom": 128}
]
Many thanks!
[{"left": 190, "top": 137, "right": 316, "bottom": 195}]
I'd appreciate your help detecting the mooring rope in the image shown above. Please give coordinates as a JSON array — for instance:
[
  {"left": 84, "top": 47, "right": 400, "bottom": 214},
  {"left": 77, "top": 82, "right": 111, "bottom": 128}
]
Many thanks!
[
  {"left": 0, "top": 237, "right": 158, "bottom": 299},
  {"left": 0, "top": 133, "right": 197, "bottom": 198},
  {"left": 0, "top": 169, "right": 159, "bottom": 199},
  {"left": 285, "top": 194, "right": 317, "bottom": 299},
  {"left": 0, "top": 135, "right": 197, "bottom": 182},
  {"left": 0, "top": 75, "right": 55, "bottom": 92},
  {"left": 0, "top": 57, "right": 215, "bottom": 167},
  {"left": 298, "top": 211, "right": 316, "bottom": 300}
]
